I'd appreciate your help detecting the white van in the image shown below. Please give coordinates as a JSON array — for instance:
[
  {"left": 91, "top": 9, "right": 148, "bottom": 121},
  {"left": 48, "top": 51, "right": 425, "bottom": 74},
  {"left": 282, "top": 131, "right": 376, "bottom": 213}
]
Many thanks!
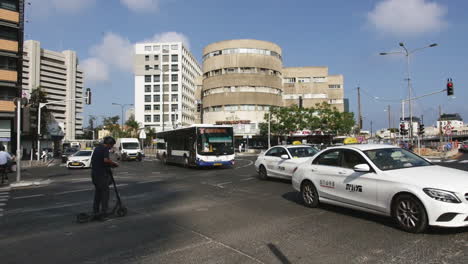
[{"left": 115, "top": 138, "right": 144, "bottom": 161}]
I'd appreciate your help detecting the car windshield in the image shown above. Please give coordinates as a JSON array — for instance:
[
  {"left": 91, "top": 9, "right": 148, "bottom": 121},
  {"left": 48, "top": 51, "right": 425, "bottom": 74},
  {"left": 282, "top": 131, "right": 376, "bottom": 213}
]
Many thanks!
[
  {"left": 73, "top": 151, "right": 92, "bottom": 157},
  {"left": 65, "top": 148, "right": 78, "bottom": 154},
  {"left": 122, "top": 143, "right": 140, "bottom": 149},
  {"left": 287, "top": 147, "right": 318, "bottom": 158},
  {"left": 364, "top": 148, "right": 432, "bottom": 171}
]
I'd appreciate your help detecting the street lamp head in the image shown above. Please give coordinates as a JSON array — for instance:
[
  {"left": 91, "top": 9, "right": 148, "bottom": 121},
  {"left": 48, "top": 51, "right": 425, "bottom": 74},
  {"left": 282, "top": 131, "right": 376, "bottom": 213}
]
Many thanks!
[
  {"left": 379, "top": 52, "right": 387, "bottom": 55},
  {"left": 429, "top": 43, "right": 438, "bottom": 47},
  {"left": 112, "top": 103, "right": 120, "bottom": 106},
  {"left": 399, "top": 42, "right": 405, "bottom": 47}
]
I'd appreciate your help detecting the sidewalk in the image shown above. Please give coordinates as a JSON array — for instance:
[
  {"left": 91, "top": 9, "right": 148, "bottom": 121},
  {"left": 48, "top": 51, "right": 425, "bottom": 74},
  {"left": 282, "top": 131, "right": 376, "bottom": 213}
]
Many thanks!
[{"left": 4, "top": 163, "right": 64, "bottom": 189}]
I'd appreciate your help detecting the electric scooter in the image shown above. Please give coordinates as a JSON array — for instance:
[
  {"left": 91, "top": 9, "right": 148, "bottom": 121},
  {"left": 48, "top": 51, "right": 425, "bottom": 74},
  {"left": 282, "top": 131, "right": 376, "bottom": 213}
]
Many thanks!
[{"left": 76, "top": 169, "right": 127, "bottom": 223}]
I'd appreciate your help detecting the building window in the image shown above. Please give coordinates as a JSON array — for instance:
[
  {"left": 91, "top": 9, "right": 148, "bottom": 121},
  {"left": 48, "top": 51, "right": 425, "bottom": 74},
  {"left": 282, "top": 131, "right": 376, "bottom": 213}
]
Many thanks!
[
  {"left": 171, "top": 84, "right": 178, "bottom": 92},
  {"left": 162, "top": 64, "right": 169, "bottom": 71},
  {"left": 171, "top": 44, "right": 178, "bottom": 50},
  {"left": 145, "top": 55, "right": 149, "bottom": 61},
  {"left": 171, "top": 64, "right": 178, "bottom": 71},
  {"left": 212, "top": 106, "right": 222, "bottom": 112},
  {"left": 224, "top": 105, "right": 238, "bottom": 111},
  {"left": 298, "top": 77, "right": 311, "bottom": 83},
  {"left": 162, "top": 45, "right": 169, "bottom": 53},
  {"left": 145, "top": 85, "right": 151, "bottom": 92},
  {"left": 154, "top": 95, "right": 160, "bottom": 102},
  {"left": 145, "top": 75, "right": 151, "bottom": 82},
  {"left": 153, "top": 75, "right": 160, "bottom": 82},
  {"left": 145, "top": 115, "right": 151, "bottom": 122},
  {"left": 171, "top": 74, "right": 178, "bottom": 81},
  {"left": 144, "top": 46, "right": 152, "bottom": 51},
  {"left": 314, "top": 77, "right": 327, "bottom": 83},
  {"left": 171, "top": 114, "right": 178, "bottom": 122},
  {"left": 144, "top": 95, "right": 151, "bottom": 102},
  {"left": 328, "top": 84, "right": 341, "bottom": 89},
  {"left": 163, "top": 55, "right": 169, "bottom": 62},
  {"left": 153, "top": 45, "right": 160, "bottom": 51},
  {"left": 153, "top": 64, "right": 159, "bottom": 70},
  {"left": 145, "top": 65, "right": 151, "bottom": 71},
  {"left": 0, "top": 25, "right": 18, "bottom": 41},
  {"left": 171, "top": 54, "right": 178, "bottom": 62},
  {"left": 154, "top": 104, "right": 160, "bottom": 111},
  {"left": 171, "top": 104, "right": 178, "bottom": 111},
  {"left": 0, "top": 0, "right": 18, "bottom": 11},
  {"left": 153, "top": 85, "right": 160, "bottom": 92},
  {"left": 0, "top": 56, "right": 17, "bottom": 71},
  {"left": 154, "top": 115, "right": 160, "bottom": 122},
  {"left": 284, "top": 78, "right": 296, "bottom": 83},
  {"left": 171, "top": 95, "right": 178, "bottom": 102},
  {"left": 144, "top": 105, "right": 151, "bottom": 111}
]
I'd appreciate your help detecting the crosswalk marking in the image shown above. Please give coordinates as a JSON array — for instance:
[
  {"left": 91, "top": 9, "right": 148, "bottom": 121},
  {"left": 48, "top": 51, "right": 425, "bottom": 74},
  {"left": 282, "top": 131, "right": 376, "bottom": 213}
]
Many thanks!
[
  {"left": 0, "top": 186, "right": 11, "bottom": 218},
  {"left": 459, "top": 160, "right": 468, "bottom": 163}
]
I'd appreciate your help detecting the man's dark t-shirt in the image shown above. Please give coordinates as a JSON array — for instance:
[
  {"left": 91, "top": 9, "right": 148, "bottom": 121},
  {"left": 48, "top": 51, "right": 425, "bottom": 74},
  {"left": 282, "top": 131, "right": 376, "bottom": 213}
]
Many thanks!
[{"left": 91, "top": 144, "right": 110, "bottom": 186}]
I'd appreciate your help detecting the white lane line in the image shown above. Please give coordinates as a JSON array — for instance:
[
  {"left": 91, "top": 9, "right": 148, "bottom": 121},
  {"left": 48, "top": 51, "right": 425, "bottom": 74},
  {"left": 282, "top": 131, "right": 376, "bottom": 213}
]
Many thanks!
[
  {"left": 445, "top": 160, "right": 457, "bottom": 163},
  {"left": 137, "top": 179, "right": 164, "bottom": 184},
  {"left": 0, "top": 208, "right": 4, "bottom": 212},
  {"left": 55, "top": 188, "right": 93, "bottom": 195},
  {"left": 13, "top": 194, "right": 45, "bottom": 200},
  {"left": 0, "top": 198, "right": 8, "bottom": 202},
  {"left": 235, "top": 159, "right": 254, "bottom": 169},
  {"left": 0, "top": 203, "right": 5, "bottom": 206},
  {"left": 240, "top": 177, "right": 255, "bottom": 181},
  {"left": 216, "top": 181, "right": 232, "bottom": 188},
  {"left": 458, "top": 160, "right": 468, "bottom": 163}
]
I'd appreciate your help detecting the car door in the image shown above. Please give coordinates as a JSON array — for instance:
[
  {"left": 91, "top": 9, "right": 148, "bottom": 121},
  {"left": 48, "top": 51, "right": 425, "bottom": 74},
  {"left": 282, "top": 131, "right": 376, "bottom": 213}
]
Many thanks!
[
  {"left": 310, "top": 149, "right": 343, "bottom": 200},
  {"left": 334, "top": 149, "right": 378, "bottom": 211},
  {"left": 276, "top": 147, "right": 296, "bottom": 178},
  {"left": 263, "top": 147, "right": 281, "bottom": 177}
]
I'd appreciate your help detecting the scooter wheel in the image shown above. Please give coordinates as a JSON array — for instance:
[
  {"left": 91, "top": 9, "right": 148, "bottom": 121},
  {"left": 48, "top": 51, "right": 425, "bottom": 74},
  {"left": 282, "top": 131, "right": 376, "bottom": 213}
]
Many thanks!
[
  {"left": 77, "top": 213, "right": 90, "bottom": 223},
  {"left": 116, "top": 207, "right": 127, "bottom": 217}
]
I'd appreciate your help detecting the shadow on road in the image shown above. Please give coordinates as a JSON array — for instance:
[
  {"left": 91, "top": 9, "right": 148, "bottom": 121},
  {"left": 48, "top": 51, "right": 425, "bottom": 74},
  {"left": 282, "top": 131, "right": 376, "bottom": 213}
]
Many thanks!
[{"left": 267, "top": 243, "right": 291, "bottom": 264}]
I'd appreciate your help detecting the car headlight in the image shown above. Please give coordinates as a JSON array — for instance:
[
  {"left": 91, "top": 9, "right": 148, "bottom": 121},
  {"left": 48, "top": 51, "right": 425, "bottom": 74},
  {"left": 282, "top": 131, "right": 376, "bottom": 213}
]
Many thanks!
[
  {"left": 82, "top": 159, "right": 89, "bottom": 162},
  {"left": 423, "top": 188, "right": 461, "bottom": 203}
]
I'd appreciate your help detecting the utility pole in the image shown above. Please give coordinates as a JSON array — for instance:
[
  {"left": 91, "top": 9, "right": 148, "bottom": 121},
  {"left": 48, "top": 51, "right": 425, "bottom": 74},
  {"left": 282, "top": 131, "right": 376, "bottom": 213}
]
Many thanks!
[
  {"left": 439, "top": 105, "right": 443, "bottom": 144},
  {"left": 387, "top": 105, "right": 391, "bottom": 129},
  {"left": 370, "top": 121, "right": 373, "bottom": 138},
  {"left": 357, "top": 86, "right": 362, "bottom": 132}
]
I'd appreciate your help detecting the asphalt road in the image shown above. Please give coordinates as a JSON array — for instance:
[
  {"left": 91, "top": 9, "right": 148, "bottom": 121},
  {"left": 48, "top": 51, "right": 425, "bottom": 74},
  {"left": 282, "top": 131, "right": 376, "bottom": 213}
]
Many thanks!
[{"left": 0, "top": 154, "right": 467, "bottom": 264}]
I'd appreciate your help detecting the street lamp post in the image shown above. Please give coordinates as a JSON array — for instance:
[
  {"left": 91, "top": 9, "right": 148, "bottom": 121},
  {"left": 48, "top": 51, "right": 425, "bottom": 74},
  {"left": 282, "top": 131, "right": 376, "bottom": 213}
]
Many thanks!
[
  {"left": 111, "top": 103, "right": 133, "bottom": 128},
  {"left": 380, "top": 42, "right": 437, "bottom": 144}
]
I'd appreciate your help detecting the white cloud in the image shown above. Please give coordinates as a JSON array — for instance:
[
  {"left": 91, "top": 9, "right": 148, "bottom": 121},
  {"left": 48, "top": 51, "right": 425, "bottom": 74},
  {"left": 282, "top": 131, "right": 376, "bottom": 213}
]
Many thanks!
[
  {"left": 146, "top": 32, "right": 191, "bottom": 50},
  {"left": 367, "top": 0, "right": 448, "bottom": 37},
  {"left": 81, "top": 58, "right": 109, "bottom": 82},
  {"left": 82, "top": 32, "right": 190, "bottom": 83},
  {"left": 120, "top": 0, "right": 160, "bottom": 13}
]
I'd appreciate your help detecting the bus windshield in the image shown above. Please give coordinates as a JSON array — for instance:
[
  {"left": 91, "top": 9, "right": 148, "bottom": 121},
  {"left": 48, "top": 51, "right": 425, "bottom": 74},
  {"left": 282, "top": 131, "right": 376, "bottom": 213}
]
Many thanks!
[{"left": 197, "top": 127, "right": 234, "bottom": 156}]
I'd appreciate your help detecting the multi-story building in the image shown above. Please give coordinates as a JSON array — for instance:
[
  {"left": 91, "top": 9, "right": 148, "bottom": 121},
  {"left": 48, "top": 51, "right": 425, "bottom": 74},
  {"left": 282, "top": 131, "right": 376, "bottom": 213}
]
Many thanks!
[
  {"left": 202, "top": 39, "right": 283, "bottom": 137},
  {"left": 0, "top": 0, "right": 24, "bottom": 151},
  {"left": 134, "top": 42, "right": 201, "bottom": 132},
  {"left": 22, "top": 40, "right": 84, "bottom": 140},
  {"left": 437, "top": 113, "right": 463, "bottom": 129},
  {"left": 282, "top": 67, "right": 344, "bottom": 111}
]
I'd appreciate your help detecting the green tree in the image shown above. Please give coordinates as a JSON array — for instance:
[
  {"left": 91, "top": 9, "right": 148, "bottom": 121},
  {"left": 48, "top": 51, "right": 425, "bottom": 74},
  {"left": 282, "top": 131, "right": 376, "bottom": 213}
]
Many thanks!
[
  {"left": 103, "top": 115, "right": 121, "bottom": 138},
  {"left": 124, "top": 114, "right": 140, "bottom": 138},
  {"left": 29, "top": 87, "right": 51, "bottom": 136},
  {"left": 144, "top": 127, "right": 157, "bottom": 146}
]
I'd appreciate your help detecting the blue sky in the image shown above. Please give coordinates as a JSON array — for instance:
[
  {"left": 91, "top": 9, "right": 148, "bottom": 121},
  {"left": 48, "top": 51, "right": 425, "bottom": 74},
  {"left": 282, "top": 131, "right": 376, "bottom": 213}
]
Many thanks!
[{"left": 26, "top": 0, "right": 468, "bottom": 131}]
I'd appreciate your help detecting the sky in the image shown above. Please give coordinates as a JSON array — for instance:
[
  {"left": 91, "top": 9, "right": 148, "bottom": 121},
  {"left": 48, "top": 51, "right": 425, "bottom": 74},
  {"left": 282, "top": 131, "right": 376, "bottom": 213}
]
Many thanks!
[{"left": 25, "top": 0, "right": 468, "bottom": 131}]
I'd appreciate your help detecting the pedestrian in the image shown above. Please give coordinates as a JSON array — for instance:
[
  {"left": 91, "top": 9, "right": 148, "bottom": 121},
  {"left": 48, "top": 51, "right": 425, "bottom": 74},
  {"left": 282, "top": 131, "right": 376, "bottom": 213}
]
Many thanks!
[
  {"left": 91, "top": 136, "right": 119, "bottom": 221},
  {"left": 239, "top": 143, "right": 243, "bottom": 153},
  {"left": 0, "top": 145, "right": 12, "bottom": 183}
]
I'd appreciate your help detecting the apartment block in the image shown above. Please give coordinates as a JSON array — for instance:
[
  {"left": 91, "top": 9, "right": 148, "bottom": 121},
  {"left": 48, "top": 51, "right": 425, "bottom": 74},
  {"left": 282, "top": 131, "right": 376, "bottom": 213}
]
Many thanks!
[
  {"left": 134, "top": 42, "right": 202, "bottom": 132},
  {"left": 22, "top": 40, "right": 84, "bottom": 140},
  {"left": 0, "top": 0, "right": 24, "bottom": 151}
]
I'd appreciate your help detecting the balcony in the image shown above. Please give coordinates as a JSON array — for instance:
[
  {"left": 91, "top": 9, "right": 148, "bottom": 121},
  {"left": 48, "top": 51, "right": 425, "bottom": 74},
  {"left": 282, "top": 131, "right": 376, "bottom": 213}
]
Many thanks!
[
  {"left": 0, "top": 100, "right": 15, "bottom": 112},
  {"left": 0, "top": 39, "right": 18, "bottom": 53},
  {"left": 0, "top": 8, "right": 19, "bottom": 23}
]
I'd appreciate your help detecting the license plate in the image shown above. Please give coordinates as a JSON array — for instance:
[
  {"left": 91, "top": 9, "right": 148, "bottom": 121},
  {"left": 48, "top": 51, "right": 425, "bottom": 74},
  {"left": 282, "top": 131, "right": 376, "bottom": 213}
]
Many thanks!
[
  {"left": 214, "top": 163, "right": 222, "bottom": 166},
  {"left": 71, "top": 162, "right": 80, "bottom": 166}
]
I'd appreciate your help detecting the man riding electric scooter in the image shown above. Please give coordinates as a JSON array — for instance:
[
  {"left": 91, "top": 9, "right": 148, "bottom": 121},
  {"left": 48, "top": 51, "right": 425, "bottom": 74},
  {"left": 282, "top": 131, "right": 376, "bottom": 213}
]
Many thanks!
[{"left": 91, "top": 136, "right": 119, "bottom": 221}]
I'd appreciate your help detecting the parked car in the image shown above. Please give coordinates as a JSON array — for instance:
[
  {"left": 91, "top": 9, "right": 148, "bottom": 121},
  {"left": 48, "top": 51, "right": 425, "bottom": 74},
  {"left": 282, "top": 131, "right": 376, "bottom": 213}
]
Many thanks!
[
  {"left": 292, "top": 144, "right": 468, "bottom": 233},
  {"left": 255, "top": 145, "right": 319, "bottom": 180},
  {"left": 459, "top": 141, "right": 468, "bottom": 153},
  {"left": 62, "top": 148, "right": 79, "bottom": 163},
  {"left": 67, "top": 150, "right": 93, "bottom": 169}
]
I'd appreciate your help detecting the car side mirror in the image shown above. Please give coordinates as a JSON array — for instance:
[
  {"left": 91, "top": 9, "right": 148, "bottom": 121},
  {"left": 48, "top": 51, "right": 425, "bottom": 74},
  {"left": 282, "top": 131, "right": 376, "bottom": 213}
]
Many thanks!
[
  {"left": 280, "top": 154, "right": 289, "bottom": 159},
  {"left": 354, "top": 164, "right": 370, "bottom": 172}
]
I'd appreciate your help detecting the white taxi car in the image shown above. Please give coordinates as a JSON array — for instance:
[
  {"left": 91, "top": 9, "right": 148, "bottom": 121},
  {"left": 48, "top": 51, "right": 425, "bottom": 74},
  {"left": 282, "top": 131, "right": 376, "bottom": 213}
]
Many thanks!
[
  {"left": 67, "top": 150, "right": 93, "bottom": 169},
  {"left": 292, "top": 144, "right": 468, "bottom": 233},
  {"left": 255, "top": 145, "right": 319, "bottom": 180}
]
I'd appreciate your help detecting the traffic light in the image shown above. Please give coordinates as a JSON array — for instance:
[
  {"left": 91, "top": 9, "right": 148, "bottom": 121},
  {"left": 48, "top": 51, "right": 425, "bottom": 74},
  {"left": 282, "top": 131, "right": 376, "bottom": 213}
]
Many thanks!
[
  {"left": 85, "top": 88, "right": 92, "bottom": 105},
  {"left": 197, "top": 103, "right": 201, "bottom": 112},
  {"left": 447, "top": 78, "right": 454, "bottom": 96},
  {"left": 418, "top": 123, "right": 425, "bottom": 135},
  {"left": 400, "top": 123, "right": 407, "bottom": 135}
]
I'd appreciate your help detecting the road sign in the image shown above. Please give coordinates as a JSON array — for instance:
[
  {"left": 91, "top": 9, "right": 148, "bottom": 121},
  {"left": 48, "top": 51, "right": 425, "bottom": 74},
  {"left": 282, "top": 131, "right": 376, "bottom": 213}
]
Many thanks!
[{"left": 139, "top": 130, "right": 146, "bottom": 139}]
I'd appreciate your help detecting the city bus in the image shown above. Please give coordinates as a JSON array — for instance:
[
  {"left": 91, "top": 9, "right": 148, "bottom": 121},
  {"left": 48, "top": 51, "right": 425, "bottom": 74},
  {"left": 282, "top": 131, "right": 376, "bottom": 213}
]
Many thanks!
[{"left": 155, "top": 125, "right": 235, "bottom": 167}]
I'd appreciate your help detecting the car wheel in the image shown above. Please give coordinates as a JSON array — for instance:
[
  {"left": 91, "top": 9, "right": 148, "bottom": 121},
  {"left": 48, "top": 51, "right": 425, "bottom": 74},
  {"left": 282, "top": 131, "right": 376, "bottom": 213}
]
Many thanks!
[
  {"left": 301, "top": 181, "right": 319, "bottom": 208},
  {"left": 258, "top": 165, "right": 268, "bottom": 180},
  {"left": 392, "top": 194, "right": 428, "bottom": 233}
]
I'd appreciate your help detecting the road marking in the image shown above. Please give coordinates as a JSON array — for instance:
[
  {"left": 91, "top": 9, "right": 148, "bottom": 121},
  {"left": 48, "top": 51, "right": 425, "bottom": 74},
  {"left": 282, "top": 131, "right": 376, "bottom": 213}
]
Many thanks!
[
  {"left": 137, "top": 179, "right": 164, "bottom": 184},
  {"left": 0, "top": 208, "right": 3, "bottom": 212},
  {"left": 13, "top": 194, "right": 45, "bottom": 200},
  {"left": 0, "top": 198, "right": 8, "bottom": 202},
  {"left": 0, "top": 203, "right": 5, "bottom": 206},
  {"left": 240, "top": 177, "right": 255, "bottom": 181},
  {"left": 216, "top": 181, "right": 232, "bottom": 188},
  {"left": 445, "top": 160, "right": 457, "bottom": 163},
  {"left": 459, "top": 160, "right": 468, "bottom": 163},
  {"left": 235, "top": 159, "right": 254, "bottom": 170},
  {"left": 55, "top": 188, "right": 93, "bottom": 195}
]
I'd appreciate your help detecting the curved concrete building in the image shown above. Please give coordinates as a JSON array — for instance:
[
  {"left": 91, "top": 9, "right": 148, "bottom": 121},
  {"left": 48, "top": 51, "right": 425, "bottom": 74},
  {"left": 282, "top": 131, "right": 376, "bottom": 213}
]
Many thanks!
[{"left": 202, "top": 39, "right": 283, "bottom": 129}]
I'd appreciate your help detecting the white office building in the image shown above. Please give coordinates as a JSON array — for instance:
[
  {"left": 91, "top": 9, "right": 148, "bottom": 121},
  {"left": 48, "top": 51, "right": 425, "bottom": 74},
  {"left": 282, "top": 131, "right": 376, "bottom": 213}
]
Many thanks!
[
  {"left": 134, "top": 42, "right": 201, "bottom": 131},
  {"left": 22, "top": 40, "right": 84, "bottom": 140}
]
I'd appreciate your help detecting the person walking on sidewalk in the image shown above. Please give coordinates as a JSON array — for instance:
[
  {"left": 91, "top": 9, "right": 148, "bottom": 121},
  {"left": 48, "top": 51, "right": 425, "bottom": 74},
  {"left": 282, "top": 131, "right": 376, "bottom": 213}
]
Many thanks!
[
  {"left": 0, "top": 145, "right": 12, "bottom": 183},
  {"left": 91, "top": 136, "right": 119, "bottom": 220}
]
